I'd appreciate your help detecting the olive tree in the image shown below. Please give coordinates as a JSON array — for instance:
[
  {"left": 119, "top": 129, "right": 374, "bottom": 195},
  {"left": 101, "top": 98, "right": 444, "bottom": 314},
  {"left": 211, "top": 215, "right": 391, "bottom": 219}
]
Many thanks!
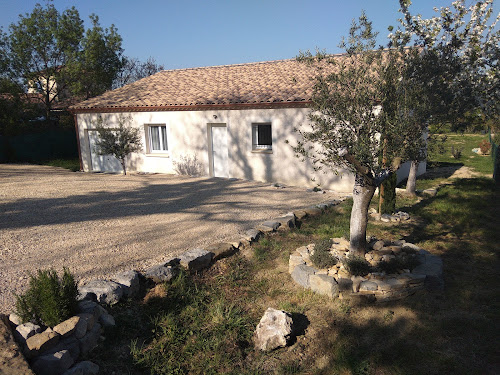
[
  {"left": 295, "top": 14, "right": 426, "bottom": 257},
  {"left": 93, "top": 115, "right": 142, "bottom": 175}
]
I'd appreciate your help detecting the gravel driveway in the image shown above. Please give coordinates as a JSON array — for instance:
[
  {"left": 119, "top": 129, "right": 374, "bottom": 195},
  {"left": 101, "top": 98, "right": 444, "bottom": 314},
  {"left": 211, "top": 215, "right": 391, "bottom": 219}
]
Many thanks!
[{"left": 0, "top": 164, "right": 342, "bottom": 314}]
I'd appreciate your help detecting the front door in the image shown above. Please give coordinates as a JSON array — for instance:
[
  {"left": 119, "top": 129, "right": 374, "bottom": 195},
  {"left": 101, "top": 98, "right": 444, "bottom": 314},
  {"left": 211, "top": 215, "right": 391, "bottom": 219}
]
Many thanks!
[
  {"left": 211, "top": 125, "right": 228, "bottom": 178},
  {"left": 87, "top": 130, "right": 121, "bottom": 172}
]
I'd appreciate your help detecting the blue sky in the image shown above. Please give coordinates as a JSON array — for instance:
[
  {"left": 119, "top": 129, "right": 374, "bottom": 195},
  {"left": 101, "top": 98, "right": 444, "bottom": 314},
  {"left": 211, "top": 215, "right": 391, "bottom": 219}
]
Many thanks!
[{"left": 1, "top": 1, "right": 498, "bottom": 70}]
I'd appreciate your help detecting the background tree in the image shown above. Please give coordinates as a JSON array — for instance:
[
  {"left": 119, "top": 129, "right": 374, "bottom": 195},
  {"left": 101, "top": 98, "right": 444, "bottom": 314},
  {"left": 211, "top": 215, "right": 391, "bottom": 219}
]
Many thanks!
[
  {"left": 113, "top": 56, "right": 164, "bottom": 89},
  {"left": 93, "top": 115, "right": 142, "bottom": 175},
  {"left": 71, "top": 14, "right": 123, "bottom": 99},
  {"left": 295, "top": 14, "right": 425, "bottom": 257},
  {"left": 7, "top": 2, "right": 84, "bottom": 120}
]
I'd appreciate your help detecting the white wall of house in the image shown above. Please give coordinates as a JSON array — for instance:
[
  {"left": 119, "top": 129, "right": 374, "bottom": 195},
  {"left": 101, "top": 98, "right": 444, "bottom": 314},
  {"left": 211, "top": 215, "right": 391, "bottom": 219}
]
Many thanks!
[{"left": 76, "top": 107, "right": 425, "bottom": 193}]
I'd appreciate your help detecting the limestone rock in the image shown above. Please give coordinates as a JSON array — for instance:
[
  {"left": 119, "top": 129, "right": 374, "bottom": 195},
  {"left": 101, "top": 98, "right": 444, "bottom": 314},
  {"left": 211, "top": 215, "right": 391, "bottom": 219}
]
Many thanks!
[
  {"left": 309, "top": 274, "right": 339, "bottom": 298},
  {"left": 179, "top": 248, "right": 214, "bottom": 272},
  {"left": 303, "top": 207, "right": 322, "bottom": 216},
  {"left": 206, "top": 242, "right": 236, "bottom": 260},
  {"left": 112, "top": 270, "right": 140, "bottom": 298},
  {"left": 15, "top": 323, "right": 42, "bottom": 344},
  {"left": 359, "top": 281, "right": 378, "bottom": 291},
  {"left": 351, "top": 276, "right": 365, "bottom": 293},
  {"left": 99, "top": 312, "right": 115, "bottom": 327},
  {"left": 275, "top": 215, "right": 295, "bottom": 230},
  {"left": 31, "top": 350, "right": 74, "bottom": 375},
  {"left": 422, "top": 188, "right": 438, "bottom": 197},
  {"left": 291, "top": 264, "right": 316, "bottom": 288},
  {"left": 75, "top": 314, "right": 93, "bottom": 337},
  {"left": 62, "top": 361, "right": 99, "bottom": 375},
  {"left": 293, "top": 210, "right": 307, "bottom": 220},
  {"left": 78, "top": 280, "right": 124, "bottom": 305},
  {"left": 244, "top": 229, "right": 262, "bottom": 242},
  {"left": 43, "top": 336, "right": 80, "bottom": 362},
  {"left": 253, "top": 308, "right": 293, "bottom": 351},
  {"left": 372, "top": 240, "right": 385, "bottom": 251},
  {"left": 289, "top": 253, "right": 305, "bottom": 274},
  {"left": 53, "top": 316, "right": 81, "bottom": 338},
  {"left": 79, "top": 322, "right": 101, "bottom": 355},
  {"left": 8, "top": 313, "right": 23, "bottom": 326},
  {"left": 257, "top": 220, "right": 280, "bottom": 233},
  {"left": 77, "top": 301, "right": 102, "bottom": 321},
  {"left": 26, "top": 329, "right": 60, "bottom": 356},
  {"left": 144, "top": 264, "right": 178, "bottom": 283}
]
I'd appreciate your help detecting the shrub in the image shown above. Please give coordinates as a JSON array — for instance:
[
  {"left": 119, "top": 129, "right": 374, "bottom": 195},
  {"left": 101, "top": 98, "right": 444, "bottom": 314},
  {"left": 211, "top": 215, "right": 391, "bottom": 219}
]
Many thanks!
[
  {"left": 479, "top": 139, "right": 491, "bottom": 154},
  {"left": 377, "top": 258, "right": 401, "bottom": 274},
  {"left": 310, "top": 239, "right": 337, "bottom": 269},
  {"left": 15, "top": 267, "right": 78, "bottom": 327},
  {"left": 451, "top": 146, "right": 462, "bottom": 159},
  {"left": 343, "top": 256, "right": 371, "bottom": 276}
]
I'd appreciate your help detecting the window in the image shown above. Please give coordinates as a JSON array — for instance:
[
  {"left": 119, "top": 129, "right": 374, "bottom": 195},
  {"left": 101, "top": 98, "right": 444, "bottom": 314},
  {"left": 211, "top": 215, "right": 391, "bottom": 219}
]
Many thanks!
[
  {"left": 252, "top": 123, "right": 272, "bottom": 151},
  {"left": 147, "top": 125, "right": 168, "bottom": 153}
]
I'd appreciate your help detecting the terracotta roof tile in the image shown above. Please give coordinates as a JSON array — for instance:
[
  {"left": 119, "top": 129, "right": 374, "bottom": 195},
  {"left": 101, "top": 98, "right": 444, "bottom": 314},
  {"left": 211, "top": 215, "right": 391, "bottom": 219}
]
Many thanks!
[{"left": 70, "top": 57, "right": 343, "bottom": 112}]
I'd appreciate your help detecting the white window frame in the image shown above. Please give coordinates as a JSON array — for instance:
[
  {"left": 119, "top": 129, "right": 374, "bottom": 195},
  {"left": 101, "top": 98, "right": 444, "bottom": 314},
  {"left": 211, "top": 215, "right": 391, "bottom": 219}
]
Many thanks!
[
  {"left": 252, "top": 123, "right": 272, "bottom": 151},
  {"left": 145, "top": 124, "right": 168, "bottom": 154}
]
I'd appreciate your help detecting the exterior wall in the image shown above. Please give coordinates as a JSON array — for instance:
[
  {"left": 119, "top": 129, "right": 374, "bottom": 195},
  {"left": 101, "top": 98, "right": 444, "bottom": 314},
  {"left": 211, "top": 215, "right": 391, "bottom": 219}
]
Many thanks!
[{"left": 76, "top": 108, "right": 425, "bottom": 193}]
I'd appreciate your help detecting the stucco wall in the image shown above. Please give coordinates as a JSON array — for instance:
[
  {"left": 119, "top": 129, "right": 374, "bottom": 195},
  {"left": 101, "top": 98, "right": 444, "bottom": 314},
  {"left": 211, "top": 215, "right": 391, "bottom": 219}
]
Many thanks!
[{"left": 76, "top": 108, "right": 424, "bottom": 193}]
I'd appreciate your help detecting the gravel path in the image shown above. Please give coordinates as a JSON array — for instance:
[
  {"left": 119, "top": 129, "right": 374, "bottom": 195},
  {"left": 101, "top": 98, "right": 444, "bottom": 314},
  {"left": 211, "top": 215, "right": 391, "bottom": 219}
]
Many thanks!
[{"left": 0, "top": 164, "right": 343, "bottom": 314}]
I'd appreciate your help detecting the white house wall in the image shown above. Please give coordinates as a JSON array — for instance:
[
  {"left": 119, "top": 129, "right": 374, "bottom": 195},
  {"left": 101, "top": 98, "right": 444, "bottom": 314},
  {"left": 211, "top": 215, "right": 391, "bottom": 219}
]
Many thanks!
[{"left": 76, "top": 108, "right": 424, "bottom": 193}]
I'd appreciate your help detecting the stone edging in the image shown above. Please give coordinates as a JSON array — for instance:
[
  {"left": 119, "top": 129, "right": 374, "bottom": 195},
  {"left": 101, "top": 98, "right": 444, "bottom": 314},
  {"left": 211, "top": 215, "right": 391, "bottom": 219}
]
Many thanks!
[{"left": 3, "top": 198, "right": 344, "bottom": 375}]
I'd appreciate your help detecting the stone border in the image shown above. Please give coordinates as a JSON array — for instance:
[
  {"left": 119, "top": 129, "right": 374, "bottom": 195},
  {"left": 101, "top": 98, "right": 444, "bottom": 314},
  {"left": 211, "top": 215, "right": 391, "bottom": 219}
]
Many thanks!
[
  {"left": 3, "top": 198, "right": 344, "bottom": 375},
  {"left": 289, "top": 238, "right": 443, "bottom": 303}
]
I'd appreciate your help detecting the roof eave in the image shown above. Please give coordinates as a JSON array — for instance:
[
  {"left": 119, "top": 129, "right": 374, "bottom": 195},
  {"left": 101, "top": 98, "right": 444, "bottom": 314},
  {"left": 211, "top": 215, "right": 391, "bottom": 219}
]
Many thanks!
[{"left": 69, "top": 100, "right": 312, "bottom": 114}]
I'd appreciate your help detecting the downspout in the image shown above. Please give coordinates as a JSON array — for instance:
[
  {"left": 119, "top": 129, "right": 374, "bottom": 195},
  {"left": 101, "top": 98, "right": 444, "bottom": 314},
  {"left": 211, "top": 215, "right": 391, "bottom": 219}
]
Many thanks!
[{"left": 72, "top": 111, "right": 83, "bottom": 171}]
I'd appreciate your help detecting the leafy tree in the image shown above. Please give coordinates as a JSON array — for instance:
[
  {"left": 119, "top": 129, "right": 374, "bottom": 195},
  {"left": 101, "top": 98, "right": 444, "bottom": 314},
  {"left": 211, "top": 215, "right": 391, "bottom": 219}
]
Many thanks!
[
  {"left": 7, "top": 2, "right": 84, "bottom": 120},
  {"left": 389, "top": 0, "right": 500, "bottom": 194},
  {"left": 72, "top": 14, "right": 124, "bottom": 99},
  {"left": 295, "top": 13, "right": 425, "bottom": 256},
  {"left": 93, "top": 115, "right": 142, "bottom": 175}
]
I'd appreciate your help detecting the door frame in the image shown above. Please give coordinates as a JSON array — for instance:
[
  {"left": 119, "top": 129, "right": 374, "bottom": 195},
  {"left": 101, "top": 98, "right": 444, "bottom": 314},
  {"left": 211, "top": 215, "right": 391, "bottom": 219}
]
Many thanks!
[{"left": 207, "top": 123, "right": 228, "bottom": 177}]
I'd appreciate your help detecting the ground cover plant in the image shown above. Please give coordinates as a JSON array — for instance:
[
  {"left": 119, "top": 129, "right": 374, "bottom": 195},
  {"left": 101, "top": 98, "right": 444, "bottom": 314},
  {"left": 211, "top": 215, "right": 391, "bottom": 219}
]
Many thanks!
[
  {"left": 37, "top": 158, "right": 81, "bottom": 172},
  {"left": 84, "top": 135, "right": 499, "bottom": 374}
]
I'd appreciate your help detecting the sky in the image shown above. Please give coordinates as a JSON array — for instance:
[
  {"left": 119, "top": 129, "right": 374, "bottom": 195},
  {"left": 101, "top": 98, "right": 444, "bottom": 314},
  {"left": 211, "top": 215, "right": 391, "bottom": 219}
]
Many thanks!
[{"left": 1, "top": 0, "right": 498, "bottom": 70}]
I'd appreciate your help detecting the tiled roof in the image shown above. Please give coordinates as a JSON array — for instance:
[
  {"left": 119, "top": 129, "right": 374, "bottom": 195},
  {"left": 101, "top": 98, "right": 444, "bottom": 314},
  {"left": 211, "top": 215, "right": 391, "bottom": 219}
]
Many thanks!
[{"left": 70, "top": 57, "right": 341, "bottom": 112}]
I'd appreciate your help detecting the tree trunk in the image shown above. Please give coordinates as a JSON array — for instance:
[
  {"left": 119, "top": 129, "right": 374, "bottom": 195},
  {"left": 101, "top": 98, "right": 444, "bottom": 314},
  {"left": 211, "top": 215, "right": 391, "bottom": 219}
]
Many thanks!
[
  {"left": 349, "top": 173, "right": 376, "bottom": 258},
  {"left": 120, "top": 158, "right": 127, "bottom": 175},
  {"left": 406, "top": 160, "right": 418, "bottom": 196}
]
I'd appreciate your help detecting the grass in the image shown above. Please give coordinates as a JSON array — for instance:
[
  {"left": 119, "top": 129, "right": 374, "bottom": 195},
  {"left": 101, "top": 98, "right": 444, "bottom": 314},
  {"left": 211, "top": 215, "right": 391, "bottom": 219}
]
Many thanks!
[
  {"left": 83, "top": 134, "right": 499, "bottom": 374},
  {"left": 35, "top": 158, "right": 81, "bottom": 172}
]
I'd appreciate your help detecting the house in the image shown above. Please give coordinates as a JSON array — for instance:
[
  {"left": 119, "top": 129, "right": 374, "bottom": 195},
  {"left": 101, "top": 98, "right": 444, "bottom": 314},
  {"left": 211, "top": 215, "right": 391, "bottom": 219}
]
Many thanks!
[{"left": 69, "top": 58, "right": 426, "bottom": 193}]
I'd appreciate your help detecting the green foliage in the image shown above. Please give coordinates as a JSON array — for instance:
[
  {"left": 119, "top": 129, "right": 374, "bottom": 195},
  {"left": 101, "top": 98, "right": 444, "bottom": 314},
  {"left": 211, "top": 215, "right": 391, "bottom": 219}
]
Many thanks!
[
  {"left": 311, "top": 238, "right": 337, "bottom": 269},
  {"left": 379, "top": 172, "right": 397, "bottom": 215},
  {"left": 15, "top": 268, "right": 78, "bottom": 327},
  {"left": 93, "top": 115, "right": 142, "bottom": 175},
  {"left": 343, "top": 256, "right": 371, "bottom": 276},
  {"left": 479, "top": 139, "right": 491, "bottom": 154}
]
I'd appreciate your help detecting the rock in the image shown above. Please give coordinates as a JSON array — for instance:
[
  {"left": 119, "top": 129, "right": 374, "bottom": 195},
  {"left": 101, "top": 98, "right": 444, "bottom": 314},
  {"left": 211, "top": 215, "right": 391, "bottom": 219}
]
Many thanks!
[
  {"left": 144, "top": 264, "right": 178, "bottom": 283},
  {"left": 296, "top": 246, "right": 309, "bottom": 258},
  {"left": 8, "top": 313, "right": 23, "bottom": 326},
  {"left": 275, "top": 215, "right": 295, "bottom": 230},
  {"left": 290, "top": 264, "right": 316, "bottom": 288},
  {"left": 372, "top": 240, "right": 385, "bottom": 251},
  {"left": 257, "top": 220, "right": 280, "bottom": 233},
  {"left": 422, "top": 188, "right": 438, "bottom": 197},
  {"left": 62, "top": 361, "right": 99, "bottom": 375},
  {"left": 402, "top": 243, "right": 420, "bottom": 253},
  {"left": 316, "top": 203, "right": 328, "bottom": 210},
  {"left": 53, "top": 316, "right": 81, "bottom": 338},
  {"left": 229, "top": 238, "right": 243, "bottom": 249},
  {"left": 99, "top": 312, "right": 115, "bottom": 327},
  {"left": 0, "top": 315, "right": 34, "bottom": 375},
  {"left": 31, "top": 350, "right": 74, "bottom": 375},
  {"left": 380, "top": 214, "right": 391, "bottom": 223},
  {"left": 289, "top": 253, "right": 305, "bottom": 274},
  {"left": 293, "top": 210, "right": 307, "bottom": 220},
  {"left": 359, "top": 281, "right": 378, "bottom": 291},
  {"left": 15, "top": 323, "right": 42, "bottom": 344},
  {"left": 179, "top": 248, "right": 214, "bottom": 272},
  {"left": 43, "top": 336, "right": 80, "bottom": 361},
  {"left": 79, "top": 322, "right": 101, "bottom": 355},
  {"left": 303, "top": 207, "right": 322, "bottom": 216},
  {"left": 77, "top": 301, "right": 101, "bottom": 320},
  {"left": 351, "top": 276, "right": 365, "bottom": 293},
  {"left": 205, "top": 242, "right": 236, "bottom": 260},
  {"left": 78, "top": 280, "right": 124, "bottom": 305},
  {"left": 412, "top": 254, "right": 444, "bottom": 290},
  {"left": 75, "top": 314, "right": 92, "bottom": 337},
  {"left": 112, "top": 270, "right": 140, "bottom": 298},
  {"left": 253, "top": 308, "right": 293, "bottom": 351},
  {"left": 26, "top": 329, "right": 60, "bottom": 356},
  {"left": 309, "top": 274, "right": 339, "bottom": 298},
  {"left": 244, "top": 229, "right": 262, "bottom": 242}
]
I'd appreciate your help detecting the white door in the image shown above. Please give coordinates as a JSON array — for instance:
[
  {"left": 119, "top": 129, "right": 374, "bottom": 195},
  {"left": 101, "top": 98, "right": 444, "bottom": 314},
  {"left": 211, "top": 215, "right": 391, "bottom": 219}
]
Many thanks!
[
  {"left": 211, "top": 126, "right": 229, "bottom": 178},
  {"left": 88, "top": 131, "right": 122, "bottom": 172}
]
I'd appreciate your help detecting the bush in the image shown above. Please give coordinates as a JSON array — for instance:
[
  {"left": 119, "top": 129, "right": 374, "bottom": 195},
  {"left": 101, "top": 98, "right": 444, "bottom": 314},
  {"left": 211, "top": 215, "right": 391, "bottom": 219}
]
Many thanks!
[
  {"left": 343, "top": 256, "right": 371, "bottom": 276},
  {"left": 378, "top": 255, "right": 421, "bottom": 274},
  {"left": 451, "top": 146, "right": 462, "bottom": 159},
  {"left": 310, "top": 239, "right": 337, "bottom": 269},
  {"left": 15, "top": 268, "right": 78, "bottom": 327}
]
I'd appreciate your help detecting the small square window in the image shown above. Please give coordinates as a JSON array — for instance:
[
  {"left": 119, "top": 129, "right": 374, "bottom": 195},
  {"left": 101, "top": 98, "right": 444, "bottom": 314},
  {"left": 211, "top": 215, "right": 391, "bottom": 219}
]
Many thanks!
[
  {"left": 146, "top": 125, "right": 168, "bottom": 153},
  {"left": 252, "top": 123, "right": 272, "bottom": 151}
]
